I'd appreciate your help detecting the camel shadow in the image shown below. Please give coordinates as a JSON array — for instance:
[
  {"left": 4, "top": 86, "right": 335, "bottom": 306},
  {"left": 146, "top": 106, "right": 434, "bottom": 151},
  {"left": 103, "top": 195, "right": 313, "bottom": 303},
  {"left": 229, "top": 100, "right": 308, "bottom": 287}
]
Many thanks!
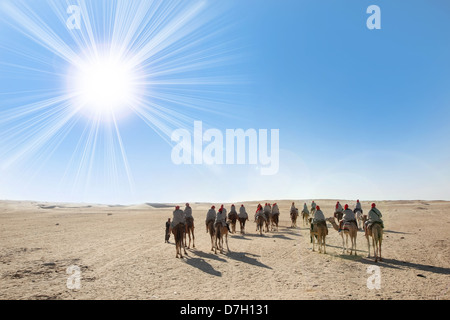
[
  {"left": 271, "top": 234, "right": 294, "bottom": 240},
  {"left": 190, "top": 249, "right": 227, "bottom": 263},
  {"left": 325, "top": 243, "right": 367, "bottom": 255},
  {"left": 230, "top": 234, "right": 253, "bottom": 240},
  {"left": 375, "top": 258, "right": 450, "bottom": 275},
  {"left": 337, "top": 255, "right": 450, "bottom": 274},
  {"left": 279, "top": 227, "right": 301, "bottom": 234},
  {"left": 383, "top": 229, "right": 413, "bottom": 235},
  {"left": 227, "top": 251, "right": 272, "bottom": 270},
  {"left": 184, "top": 256, "right": 222, "bottom": 277}
]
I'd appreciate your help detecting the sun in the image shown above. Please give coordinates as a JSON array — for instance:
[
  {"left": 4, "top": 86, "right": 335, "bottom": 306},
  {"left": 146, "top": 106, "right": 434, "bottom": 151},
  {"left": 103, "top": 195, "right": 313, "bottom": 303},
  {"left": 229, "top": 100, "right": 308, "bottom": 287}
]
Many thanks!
[{"left": 68, "top": 51, "right": 143, "bottom": 119}]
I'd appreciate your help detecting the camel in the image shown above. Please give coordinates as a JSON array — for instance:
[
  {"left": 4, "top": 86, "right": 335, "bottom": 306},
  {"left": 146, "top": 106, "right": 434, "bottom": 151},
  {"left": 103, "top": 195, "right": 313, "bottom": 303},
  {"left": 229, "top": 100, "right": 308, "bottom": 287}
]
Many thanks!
[
  {"left": 207, "top": 220, "right": 215, "bottom": 251},
  {"left": 301, "top": 210, "right": 310, "bottom": 227},
  {"left": 290, "top": 209, "right": 298, "bottom": 228},
  {"left": 363, "top": 216, "right": 383, "bottom": 262},
  {"left": 228, "top": 211, "right": 238, "bottom": 234},
  {"left": 238, "top": 217, "right": 248, "bottom": 234},
  {"left": 255, "top": 215, "right": 265, "bottom": 236},
  {"left": 172, "top": 224, "right": 187, "bottom": 258},
  {"left": 327, "top": 217, "right": 357, "bottom": 255},
  {"left": 310, "top": 221, "right": 327, "bottom": 254},
  {"left": 270, "top": 214, "right": 279, "bottom": 232},
  {"left": 214, "top": 222, "right": 230, "bottom": 254},
  {"left": 184, "top": 217, "right": 195, "bottom": 249}
]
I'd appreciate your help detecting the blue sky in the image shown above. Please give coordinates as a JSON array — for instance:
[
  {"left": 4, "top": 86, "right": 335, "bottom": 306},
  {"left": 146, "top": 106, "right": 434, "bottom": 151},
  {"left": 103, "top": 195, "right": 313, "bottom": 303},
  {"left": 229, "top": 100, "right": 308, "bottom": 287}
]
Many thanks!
[{"left": 0, "top": 0, "right": 449, "bottom": 204}]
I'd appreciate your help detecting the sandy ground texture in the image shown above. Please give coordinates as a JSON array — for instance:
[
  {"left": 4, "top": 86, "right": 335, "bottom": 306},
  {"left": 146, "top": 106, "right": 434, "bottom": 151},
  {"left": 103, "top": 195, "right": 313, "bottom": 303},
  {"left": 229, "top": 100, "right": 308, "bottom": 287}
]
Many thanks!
[{"left": 0, "top": 199, "right": 449, "bottom": 300}]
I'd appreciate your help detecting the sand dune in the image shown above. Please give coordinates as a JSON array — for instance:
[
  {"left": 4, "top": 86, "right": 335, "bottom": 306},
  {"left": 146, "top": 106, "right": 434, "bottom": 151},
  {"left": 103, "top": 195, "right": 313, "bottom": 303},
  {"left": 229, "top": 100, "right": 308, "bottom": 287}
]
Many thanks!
[{"left": 0, "top": 199, "right": 449, "bottom": 300}]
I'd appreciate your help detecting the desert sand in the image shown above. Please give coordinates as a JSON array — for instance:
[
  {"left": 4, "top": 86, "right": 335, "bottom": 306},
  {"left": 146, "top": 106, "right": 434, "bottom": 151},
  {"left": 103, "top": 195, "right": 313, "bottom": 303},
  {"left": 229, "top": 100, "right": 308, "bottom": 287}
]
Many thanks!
[{"left": 0, "top": 199, "right": 449, "bottom": 300}]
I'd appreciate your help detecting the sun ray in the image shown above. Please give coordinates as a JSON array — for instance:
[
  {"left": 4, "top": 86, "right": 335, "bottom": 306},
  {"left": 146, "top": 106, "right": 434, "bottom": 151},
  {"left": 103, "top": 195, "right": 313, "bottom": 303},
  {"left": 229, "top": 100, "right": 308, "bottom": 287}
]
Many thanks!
[{"left": 0, "top": 0, "right": 243, "bottom": 203}]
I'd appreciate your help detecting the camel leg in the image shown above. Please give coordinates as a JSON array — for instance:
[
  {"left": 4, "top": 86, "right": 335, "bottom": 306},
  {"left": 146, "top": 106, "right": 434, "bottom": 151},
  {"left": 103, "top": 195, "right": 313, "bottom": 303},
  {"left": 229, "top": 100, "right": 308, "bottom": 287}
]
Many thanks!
[
  {"left": 341, "top": 234, "right": 345, "bottom": 254},
  {"left": 186, "top": 231, "right": 190, "bottom": 249},
  {"left": 372, "top": 236, "right": 377, "bottom": 262},
  {"left": 366, "top": 235, "right": 371, "bottom": 258},
  {"left": 182, "top": 233, "right": 187, "bottom": 255},
  {"left": 225, "top": 233, "right": 230, "bottom": 252},
  {"left": 178, "top": 235, "right": 183, "bottom": 258},
  {"left": 379, "top": 239, "right": 382, "bottom": 262},
  {"left": 346, "top": 234, "right": 349, "bottom": 254},
  {"left": 318, "top": 236, "right": 322, "bottom": 253},
  {"left": 214, "top": 234, "right": 219, "bottom": 254}
]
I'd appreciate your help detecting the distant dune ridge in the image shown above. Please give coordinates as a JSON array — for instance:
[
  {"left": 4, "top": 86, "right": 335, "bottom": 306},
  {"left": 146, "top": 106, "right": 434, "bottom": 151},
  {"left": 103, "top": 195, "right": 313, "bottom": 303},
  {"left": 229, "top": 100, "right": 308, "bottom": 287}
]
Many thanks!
[{"left": 0, "top": 199, "right": 449, "bottom": 300}]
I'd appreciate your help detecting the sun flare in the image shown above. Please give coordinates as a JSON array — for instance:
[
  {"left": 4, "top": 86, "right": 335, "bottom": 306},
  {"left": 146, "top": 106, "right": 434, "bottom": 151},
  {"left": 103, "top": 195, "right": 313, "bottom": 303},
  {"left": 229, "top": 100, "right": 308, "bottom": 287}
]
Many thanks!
[{"left": 69, "top": 53, "right": 142, "bottom": 118}]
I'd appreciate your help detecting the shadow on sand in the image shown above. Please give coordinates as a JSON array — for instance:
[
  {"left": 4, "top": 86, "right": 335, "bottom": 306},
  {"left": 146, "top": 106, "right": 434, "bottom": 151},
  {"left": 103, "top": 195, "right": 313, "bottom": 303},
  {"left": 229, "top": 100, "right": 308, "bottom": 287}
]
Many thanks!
[
  {"left": 336, "top": 254, "right": 450, "bottom": 275},
  {"left": 227, "top": 251, "right": 272, "bottom": 270},
  {"left": 184, "top": 248, "right": 272, "bottom": 276}
]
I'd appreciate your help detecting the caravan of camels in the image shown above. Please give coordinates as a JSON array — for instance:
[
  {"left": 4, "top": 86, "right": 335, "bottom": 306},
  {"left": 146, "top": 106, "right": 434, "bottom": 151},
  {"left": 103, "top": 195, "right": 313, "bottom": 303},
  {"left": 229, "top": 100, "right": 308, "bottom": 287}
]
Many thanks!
[{"left": 168, "top": 200, "right": 384, "bottom": 262}]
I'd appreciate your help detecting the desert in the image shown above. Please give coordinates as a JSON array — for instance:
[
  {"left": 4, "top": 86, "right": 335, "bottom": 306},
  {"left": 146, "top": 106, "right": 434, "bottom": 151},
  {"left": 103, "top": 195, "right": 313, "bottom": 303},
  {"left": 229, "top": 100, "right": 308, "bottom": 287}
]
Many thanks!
[{"left": 0, "top": 199, "right": 448, "bottom": 300}]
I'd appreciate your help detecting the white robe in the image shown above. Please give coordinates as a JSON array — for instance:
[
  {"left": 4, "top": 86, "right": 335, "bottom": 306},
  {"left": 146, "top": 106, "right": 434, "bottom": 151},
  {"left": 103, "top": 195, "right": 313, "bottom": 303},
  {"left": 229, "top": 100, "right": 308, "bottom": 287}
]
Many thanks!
[
  {"left": 343, "top": 209, "right": 356, "bottom": 221},
  {"left": 313, "top": 209, "right": 325, "bottom": 223},
  {"left": 272, "top": 204, "right": 280, "bottom": 215},
  {"left": 184, "top": 206, "right": 193, "bottom": 219},
  {"left": 238, "top": 206, "right": 248, "bottom": 219},
  {"left": 206, "top": 209, "right": 216, "bottom": 222},
  {"left": 172, "top": 209, "right": 185, "bottom": 227},
  {"left": 215, "top": 209, "right": 227, "bottom": 226}
]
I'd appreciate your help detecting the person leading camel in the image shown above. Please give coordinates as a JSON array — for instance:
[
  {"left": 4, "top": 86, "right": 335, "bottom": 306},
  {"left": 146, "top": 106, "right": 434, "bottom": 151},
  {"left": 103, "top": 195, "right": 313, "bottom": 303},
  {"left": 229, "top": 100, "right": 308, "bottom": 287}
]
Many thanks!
[
  {"left": 205, "top": 205, "right": 216, "bottom": 233},
  {"left": 165, "top": 218, "right": 171, "bottom": 243}
]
